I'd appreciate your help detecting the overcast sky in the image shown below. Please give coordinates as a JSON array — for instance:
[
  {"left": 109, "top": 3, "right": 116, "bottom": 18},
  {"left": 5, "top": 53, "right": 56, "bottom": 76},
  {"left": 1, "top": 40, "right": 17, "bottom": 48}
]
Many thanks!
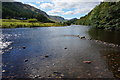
[{"left": 2, "top": 0, "right": 118, "bottom": 19}]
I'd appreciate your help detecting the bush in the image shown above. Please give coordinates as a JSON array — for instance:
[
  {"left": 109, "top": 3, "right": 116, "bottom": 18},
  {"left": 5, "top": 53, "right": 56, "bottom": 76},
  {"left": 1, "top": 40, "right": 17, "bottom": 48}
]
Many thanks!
[{"left": 27, "top": 19, "right": 38, "bottom": 23}]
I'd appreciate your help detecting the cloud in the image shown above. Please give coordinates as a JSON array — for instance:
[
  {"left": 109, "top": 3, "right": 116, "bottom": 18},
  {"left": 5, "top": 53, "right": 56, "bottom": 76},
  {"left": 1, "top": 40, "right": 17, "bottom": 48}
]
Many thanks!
[
  {"left": 74, "top": 3, "right": 99, "bottom": 14},
  {"left": 12, "top": 0, "right": 52, "bottom": 2},
  {"left": 25, "top": 0, "right": 100, "bottom": 16},
  {"left": 40, "top": 3, "right": 54, "bottom": 9},
  {"left": 12, "top": 0, "right": 102, "bottom": 18},
  {"left": 52, "top": 1, "right": 99, "bottom": 9},
  {"left": 48, "top": 8, "right": 64, "bottom": 14},
  {"left": 46, "top": 2, "right": 100, "bottom": 15},
  {"left": 75, "top": 8, "right": 92, "bottom": 14},
  {"left": 13, "top": 0, "right": 119, "bottom": 2},
  {"left": 36, "top": 1, "right": 41, "bottom": 4},
  {"left": 51, "top": 0, "right": 102, "bottom": 3},
  {"left": 42, "top": 0, "right": 100, "bottom": 15},
  {"left": 62, "top": 4, "right": 95, "bottom": 15},
  {"left": 63, "top": 11, "right": 74, "bottom": 15},
  {"left": 0, "top": 0, "right": 15, "bottom": 2}
]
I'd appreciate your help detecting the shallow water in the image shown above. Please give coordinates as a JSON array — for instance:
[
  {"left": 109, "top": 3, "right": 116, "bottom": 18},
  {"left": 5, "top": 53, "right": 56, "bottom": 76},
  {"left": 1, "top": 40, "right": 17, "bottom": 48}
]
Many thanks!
[{"left": 1, "top": 25, "right": 120, "bottom": 78}]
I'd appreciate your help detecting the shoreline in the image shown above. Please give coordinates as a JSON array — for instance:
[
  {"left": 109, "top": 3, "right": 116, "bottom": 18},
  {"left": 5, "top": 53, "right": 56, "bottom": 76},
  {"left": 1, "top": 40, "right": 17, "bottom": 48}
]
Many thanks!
[{"left": 0, "top": 25, "right": 68, "bottom": 29}]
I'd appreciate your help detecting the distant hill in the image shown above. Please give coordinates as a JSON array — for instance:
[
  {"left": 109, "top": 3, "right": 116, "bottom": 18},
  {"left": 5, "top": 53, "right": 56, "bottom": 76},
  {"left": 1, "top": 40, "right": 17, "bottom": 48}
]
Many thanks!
[
  {"left": 49, "top": 16, "right": 66, "bottom": 22},
  {"left": 2, "top": 2, "right": 66, "bottom": 23},
  {"left": 64, "top": 18, "right": 77, "bottom": 25},
  {"left": 75, "top": 2, "right": 120, "bottom": 30}
]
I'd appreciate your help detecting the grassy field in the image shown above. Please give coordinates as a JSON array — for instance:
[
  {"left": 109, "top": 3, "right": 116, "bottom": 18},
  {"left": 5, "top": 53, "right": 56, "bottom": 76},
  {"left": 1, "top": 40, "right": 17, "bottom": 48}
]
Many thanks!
[{"left": 0, "top": 19, "right": 67, "bottom": 28}]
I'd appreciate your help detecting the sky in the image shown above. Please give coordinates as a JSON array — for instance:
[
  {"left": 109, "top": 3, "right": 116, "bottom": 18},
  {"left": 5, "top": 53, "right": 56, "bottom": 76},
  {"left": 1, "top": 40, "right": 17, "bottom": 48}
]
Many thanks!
[
  {"left": 26, "top": 1, "right": 100, "bottom": 19},
  {"left": 2, "top": 0, "right": 118, "bottom": 19}
]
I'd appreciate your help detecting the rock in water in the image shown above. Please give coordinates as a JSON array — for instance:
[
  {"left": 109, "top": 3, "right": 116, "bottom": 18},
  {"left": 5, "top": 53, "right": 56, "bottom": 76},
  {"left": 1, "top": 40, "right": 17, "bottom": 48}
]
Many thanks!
[
  {"left": 83, "top": 61, "right": 91, "bottom": 64},
  {"left": 118, "top": 67, "right": 120, "bottom": 72},
  {"left": 34, "top": 75, "right": 41, "bottom": 78},
  {"left": 115, "top": 74, "right": 120, "bottom": 78},
  {"left": 24, "top": 59, "right": 28, "bottom": 62},
  {"left": 22, "top": 46, "right": 26, "bottom": 49},
  {"left": 2, "top": 70, "right": 5, "bottom": 73},
  {"left": 64, "top": 48, "right": 67, "bottom": 49},
  {"left": 49, "top": 71, "right": 64, "bottom": 78},
  {"left": 45, "top": 55, "right": 49, "bottom": 58},
  {"left": 80, "top": 36, "right": 86, "bottom": 39}
]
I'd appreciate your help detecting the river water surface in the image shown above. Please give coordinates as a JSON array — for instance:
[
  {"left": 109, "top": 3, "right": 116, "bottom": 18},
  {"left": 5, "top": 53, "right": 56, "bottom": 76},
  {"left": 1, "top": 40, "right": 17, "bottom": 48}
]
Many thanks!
[{"left": 1, "top": 25, "right": 120, "bottom": 78}]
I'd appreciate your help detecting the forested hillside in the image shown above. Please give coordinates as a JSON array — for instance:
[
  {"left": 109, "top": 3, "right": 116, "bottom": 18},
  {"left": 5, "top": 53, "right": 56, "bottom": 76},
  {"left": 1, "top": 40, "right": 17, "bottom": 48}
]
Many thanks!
[
  {"left": 2, "top": 2, "right": 66, "bottom": 23},
  {"left": 76, "top": 2, "right": 120, "bottom": 30}
]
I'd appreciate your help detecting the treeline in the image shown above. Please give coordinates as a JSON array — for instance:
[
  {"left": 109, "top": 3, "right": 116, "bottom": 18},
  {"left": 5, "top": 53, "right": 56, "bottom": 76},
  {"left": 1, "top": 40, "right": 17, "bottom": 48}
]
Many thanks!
[
  {"left": 75, "top": 2, "right": 120, "bottom": 30},
  {"left": 64, "top": 18, "right": 77, "bottom": 25},
  {"left": 2, "top": 2, "right": 54, "bottom": 23}
]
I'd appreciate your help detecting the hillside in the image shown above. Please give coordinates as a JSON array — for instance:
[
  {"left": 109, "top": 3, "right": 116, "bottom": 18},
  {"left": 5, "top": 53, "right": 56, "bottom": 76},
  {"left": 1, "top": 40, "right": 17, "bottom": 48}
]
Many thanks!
[
  {"left": 2, "top": 2, "right": 66, "bottom": 23},
  {"left": 75, "top": 2, "right": 120, "bottom": 30},
  {"left": 65, "top": 18, "right": 77, "bottom": 25},
  {"left": 2, "top": 2, "right": 53, "bottom": 23},
  {"left": 49, "top": 16, "right": 66, "bottom": 22}
]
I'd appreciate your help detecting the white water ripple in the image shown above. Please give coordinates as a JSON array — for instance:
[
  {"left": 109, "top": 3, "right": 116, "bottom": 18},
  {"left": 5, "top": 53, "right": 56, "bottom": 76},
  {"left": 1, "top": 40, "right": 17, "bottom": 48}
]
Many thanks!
[{"left": 0, "top": 34, "right": 13, "bottom": 54}]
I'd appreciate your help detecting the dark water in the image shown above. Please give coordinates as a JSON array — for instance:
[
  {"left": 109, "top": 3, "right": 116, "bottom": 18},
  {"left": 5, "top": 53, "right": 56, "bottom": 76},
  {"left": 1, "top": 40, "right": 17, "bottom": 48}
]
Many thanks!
[
  {"left": 1, "top": 25, "right": 120, "bottom": 78},
  {"left": 88, "top": 28, "right": 120, "bottom": 45}
]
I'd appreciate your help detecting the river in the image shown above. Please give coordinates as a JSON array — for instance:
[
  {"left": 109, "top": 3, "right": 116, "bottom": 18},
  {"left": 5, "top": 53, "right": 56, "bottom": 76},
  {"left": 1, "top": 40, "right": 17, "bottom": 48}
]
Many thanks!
[{"left": 1, "top": 25, "right": 120, "bottom": 78}]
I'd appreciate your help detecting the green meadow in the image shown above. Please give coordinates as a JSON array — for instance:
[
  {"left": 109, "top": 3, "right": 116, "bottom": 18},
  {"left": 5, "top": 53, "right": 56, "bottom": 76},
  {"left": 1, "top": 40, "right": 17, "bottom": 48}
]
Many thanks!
[{"left": 1, "top": 19, "right": 67, "bottom": 28}]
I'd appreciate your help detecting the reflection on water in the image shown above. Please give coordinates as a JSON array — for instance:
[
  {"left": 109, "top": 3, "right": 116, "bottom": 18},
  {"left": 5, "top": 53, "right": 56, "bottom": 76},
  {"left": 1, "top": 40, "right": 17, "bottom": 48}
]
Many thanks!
[
  {"left": 88, "top": 28, "right": 120, "bottom": 78},
  {"left": 1, "top": 25, "right": 120, "bottom": 78},
  {"left": 88, "top": 28, "right": 120, "bottom": 45}
]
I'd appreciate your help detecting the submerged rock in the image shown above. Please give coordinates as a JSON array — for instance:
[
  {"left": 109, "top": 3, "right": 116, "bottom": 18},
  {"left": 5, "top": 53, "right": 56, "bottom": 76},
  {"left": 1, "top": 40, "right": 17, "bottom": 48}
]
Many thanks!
[
  {"left": 64, "top": 48, "right": 67, "bottom": 49},
  {"left": 53, "top": 71, "right": 61, "bottom": 74},
  {"left": 48, "top": 71, "right": 64, "bottom": 78},
  {"left": 24, "top": 59, "right": 28, "bottom": 62},
  {"left": 45, "top": 55, "right": 49, "bottom": 58},
  {"left": 118, "top": 67, "right": 120, "bottom": 72},
  {"left": 80, "top": 36, "right": 86, "bottom": 39},
  {"left": 115, "top": 74, "right": 120, "bottom": 78},
  {"left": 22, "top": 46, "right": 26, "bottom": 49},
  {"left": 83, "top": 61, "right": 92, "bottom": 64},
  {"left": 2, "top": 70, "right": 5, "bottom": 73},
  {"left": 34, "top": 75, "right": 41, "bottom": 78}
]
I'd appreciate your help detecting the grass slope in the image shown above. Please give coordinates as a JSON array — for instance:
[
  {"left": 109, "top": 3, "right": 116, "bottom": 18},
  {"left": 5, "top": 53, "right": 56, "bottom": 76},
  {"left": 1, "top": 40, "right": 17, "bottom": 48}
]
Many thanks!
[{"left": 1, "top": 19, "right": 67, "bottom": 28}]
